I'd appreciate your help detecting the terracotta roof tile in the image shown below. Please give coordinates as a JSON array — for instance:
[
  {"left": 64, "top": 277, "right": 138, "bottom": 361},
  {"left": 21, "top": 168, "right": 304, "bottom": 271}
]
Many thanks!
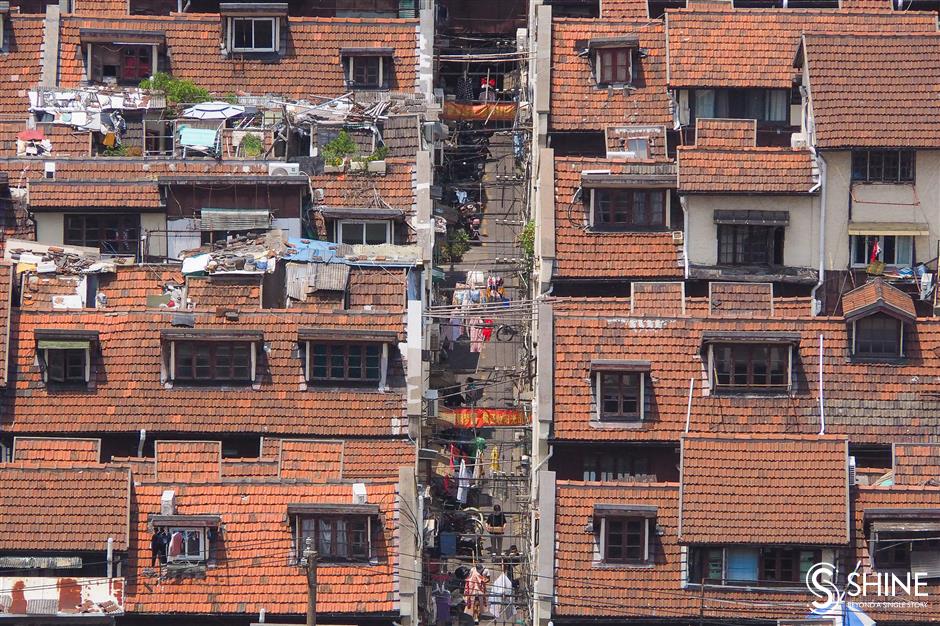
[
  {"left": 803, "top": 32, "right": 940, "bottom": 148},
  {"left": 185, "top": 276, "right": 262, "bottom": 311},
  {"left": 842, "top": 277, "right": 916, "bottom": 321},
  {"left": 554, "top": 157, "right": 683, "bottom": 279},
  {"left": 0, "top": 263, "right": 12, "bottom": 386},
  {"left": 0, "top": 122, "right": 91, "bottom": 157},
  {"left": 679, "top": 434, "right": 849, "bottom": 544},
  {"left": 128, "top": 481, "right": 400, "bottom": 615},
  {"left": 12, "top": 436, "right": 102, "bottom": 465},
  {"left": 600, "top": 0, "right": 650, "bottom": 19},
  {"left": 0, "top": 158, "right": 271, "bottom": 187},
  {"left": 550, "top": 20, "right": 671, "bottom": 130},
  {"left": 893, "top": 443, "right": 940, "bottom": 485},
  {"left": 678, "top": 147, "right": 817, "bottom": 194},
  {"left": 341, "top": 439, "right": 415, "bottom": 478},
  {"left": 709, "top": 282, "right": 773, "bottom": 317},
  {"left": 5, "top": 310, "right": 407, "bottom": 435},
  {"left": 72, "top": 0, "right": 128, "bottom": 14},
  {"left": 155, "top": 441, "right": 221, "bottom": 483},
  {"left": 0, "top": 464, "right": 130, "bottom": 550},
  {"left": 665, "top": 8, "right": 937, "bottom": 88},
  {"left": 28, "top": 180, "right": 163, "bottom": 208},
  {"left": 694, "top": 118, "right": 756, "bottom": 147},
  {"left": 631, "top": 282, "right": 684, "bottom": 316},
  {"left": 58, "top": 16, "right": 419, "bottom": 100},
  {"left": 97, "top": 266, "right": 184, "bottom": 311},
  {"left": 347, "top": 267, "right": 407, "bottom": 311},
  {"left": 220, "top": 458, "right": 280, "bottom": 481},
  {"left": 0, "top": 16, "right": 44, "bottom": 117},
  {"left": 278, "top": 439, "right": 344, "bottom": 482}
]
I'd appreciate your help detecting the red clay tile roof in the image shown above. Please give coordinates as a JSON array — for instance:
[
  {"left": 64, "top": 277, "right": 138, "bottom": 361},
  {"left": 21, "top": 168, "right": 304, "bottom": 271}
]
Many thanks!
[
  {"left": 551, "top": 301, "right": 940, "bottom": 442},
  {"left": 5, "top": 310, "right": 407, "bottom": 435},
  {"left": 156, "top": 441, "right": 222, "bottom": 483},
  {"left": 347, "top": 267, "right": 407, "bottom": 311},
  {"left": 0, "top": 158, "right": 271, "bottom": 188},
  {"left": 0, "top": 16, "right": 44, "bottom": 117},
  {"left": 0, "top": 263, "right": 12, "bottom": 386},
  {"left": 97, "top": 266, "right": 184, "bottom": 310},
  {"left": 679, "top": 434, "right": 849, "bottom": 544},
  {"left": 0, "top": 121, "right": 91, "bottom": 157},
  {"left": 311, "top": 160, "right": 417, "bottom": 221},
  {"left": 842, "top": 277, "right": 916, "bottom": 322},
  {"left": 0, "top": 464, "right": 131, "bottom": 550},
  {"left": 554, "top": 158, "right": 683, "bottom": 279},
  {"left": 28, "top": 180, "right": 163, "bottom": 209},
  {"left": 185, "top": 276, "right": 262, "bottom": 311},
  {"left": 220, "top": 458, "right": 280, "bottom": 481},
  {"left": 12, "top": 436, "right": 102, "bottom": 465},
  {"left": 802, "top": 32, "right": 940, "bottom": 148},
  {"left": 709, "top": 282, "right": 774, "bottom": 317},
  {"left": 72, "top": 0, "right": 128, "bottom": 14},
  {"left": 550, "top": 20, "right": 671, "bottom": 131},
  {"left": 58, "top": 16, "right": 419, "bottom": 99},
  {"left": 600, "top": 0, "right": 649, "bottom": 19},
  {"left": 20, "top": 274, "right": 86, "bottom": 311},
  {"left": 694, "top": 118, "right": 756, "bottom": 147},
  {"left": 893, "top": 443, "right": 940, "bottom": 485},
  {"left": 128, "top": 481, "right": 400, "bottom": 615},
  {"left": 631, "top": 282, "right": 684, "bottom": 316},
  {"left": 678, "top": 147, "right": 817, "bottom": 194},
  {"left": 665, "top": 8, "right": 937, "bottom": 88},
  {"left": 341, "top": 439, "right": 415, "bottom": 478},
  {"left": 278, "top": 439, "right": 344, "bottom": 482}
]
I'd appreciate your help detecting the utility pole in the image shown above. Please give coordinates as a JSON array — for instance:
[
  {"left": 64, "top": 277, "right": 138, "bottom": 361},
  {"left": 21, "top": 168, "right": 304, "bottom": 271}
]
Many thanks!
[{"left": 304, "top": 537, "right": 318, "bottom": 626}]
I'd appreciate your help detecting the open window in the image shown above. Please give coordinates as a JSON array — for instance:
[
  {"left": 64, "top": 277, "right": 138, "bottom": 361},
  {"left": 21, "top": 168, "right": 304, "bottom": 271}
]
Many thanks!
[
  {"left": 688, "top": 546, "right": 821, "bottom": 586},
  {"left": 580, "top": 171, "right": 675, "bottom": 231},
  {"left": 65, "top": 214, "right": 141, "bottom": 259},
  {"left": 299, "top": 328, "right": 396, "bottom": 388},
  {"left": 78, "top": 29, "right": 165, "bottom": 85},
  {"left": 843, "top": 279, "right": 916, "bottom": 362},
  {"left": 591, "top": 360, "right": 650, "bottom": 422},
  {"left": 714, "top": 210, "right": 787, "bottom": 267},
  {"left": 592, "top": 504, "right": 656, "bottom": 565},
  {"left": 35, "top": 329, "right": 98, "bottom": 387},
  {"left": 341, "top": 48, "right": 394, "bottom": 90},
  {"left": 161, "top": 329, "right": 263, "bottom": 386},
  {"left": 586, "top": 37, "right": 638, "bottom": 87},
  {"left": 867, "top": 509, "right": 940, "bottom": 579},
  {"left": 703, "top": 331, "right": 799, "bottom": 393},
  {"left": 150, "top": 514, "right": 221, "bottom": 566},
  {"left": 850, "top": 234, "right": 914, "bottom": 269},
  {"left": 288, "top": 503, "right": 380, "bottom": 564},
  {"left": 682, "top": 88, "right": 789, "bottom": 126},
  {"left": 221, "top": 3, "right": 286, "bottom": 54},
  {"left": 0, "top": 3, "right": 9, "bottom": 49}
]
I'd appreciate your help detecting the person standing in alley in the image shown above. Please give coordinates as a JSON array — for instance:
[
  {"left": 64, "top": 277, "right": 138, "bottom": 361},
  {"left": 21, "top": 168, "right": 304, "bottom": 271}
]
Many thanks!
[{"left": 486, "top": 504, "right": 506, "bottom": 557}]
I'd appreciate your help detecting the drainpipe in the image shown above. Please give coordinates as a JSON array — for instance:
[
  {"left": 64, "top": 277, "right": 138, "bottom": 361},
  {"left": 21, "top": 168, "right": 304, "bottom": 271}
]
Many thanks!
[
  {"left": 106, "top": 537, "right": 114, "bottom": 578},
  {"left": 137, "top": 428, "right": 147, "bottom": 457},
  {"left": 810, "top": 149, "right": 827, "bottom": 316},
  {"left": 818, "top": 333, "right": 825, "bottom": 435},
  {"left": 679, "top": 195, "right": 690, "bottom": 279}
]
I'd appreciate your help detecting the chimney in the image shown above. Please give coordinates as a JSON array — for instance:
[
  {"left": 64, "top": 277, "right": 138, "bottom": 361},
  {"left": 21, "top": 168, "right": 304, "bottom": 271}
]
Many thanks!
[{"left": 161, "top": 490, "right": 176, "bottom": 515}]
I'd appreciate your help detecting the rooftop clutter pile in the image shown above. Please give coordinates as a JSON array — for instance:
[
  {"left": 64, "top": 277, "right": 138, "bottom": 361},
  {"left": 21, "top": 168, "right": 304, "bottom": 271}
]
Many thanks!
[
  {"left": 29, "top": 86, "right": 165, "bottom": 132},
  {"left": 4, "top": 239, "right": 119, "bottom": 276}
]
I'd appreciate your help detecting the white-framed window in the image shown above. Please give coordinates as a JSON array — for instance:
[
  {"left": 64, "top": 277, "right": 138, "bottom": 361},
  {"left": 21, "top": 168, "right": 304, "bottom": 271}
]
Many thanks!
[
  {"left": 228, "top": 17, "right": 278, "bottom": 53},
  {"left": 166, "top": 528, "right": 208, "bottom": 563},
  {"left": 41, "top": 347, "right": 91, "bottom": 385},
  {"left": 343, "top": 56, "right": 388, "bottom": 89},
  {"left": 594, "top": 371, "right": 645, "bottom": 421},
  {"left": 337, "top": 220, "right": 391, "bottom": 245},
  {"left": 595, "top": 516, "right": 651, "bottom": 564},
  {"left": 851, "top": 235, "right": 913, "bottom": 268}
]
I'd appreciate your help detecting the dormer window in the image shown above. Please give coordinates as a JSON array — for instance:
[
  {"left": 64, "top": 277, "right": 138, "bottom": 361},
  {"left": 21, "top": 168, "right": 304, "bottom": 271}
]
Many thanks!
[
  {"left": 341, "top": 48, "right": 394, "bottom": 90},
  {"left": 854, "top": 314, "right": 903, "bottom": 359},
  {"left": 288, "top": 503, "right": 380, "bottom": 564},
  {"left": 299, "top": 328, "right": 397, "bottom": 388},
  {"left": 150, "top": 514, "right": 221, "bottom": 565},
  {"left": 703, "top": 332, "right": 798, "bottom": 393},
  {"left": 220, "top": 3, "right": 286, "bottom": 54},
  {"left": 843, "top": 279, "right": 916, "bottom": 362},
  {"left": 78, "top": 29, "right": 165, "bottom": 85},
  {"left": 587, "top": 37, "right": 638, "bottom": 87},
  {"left": 36, "top": 329, "right": 98, "bottom": 387},
  {"left": 591, "top": 189, "right": 665, "bottom": 230},
  {"left": 592, "top": 360, "right": 650, "bottom": 422},
  {"left": 161, "top": 329, "right": 263, "bottom": 386},
  {"left": 592, "top": 504, "right": 656, "bottom": 566}
]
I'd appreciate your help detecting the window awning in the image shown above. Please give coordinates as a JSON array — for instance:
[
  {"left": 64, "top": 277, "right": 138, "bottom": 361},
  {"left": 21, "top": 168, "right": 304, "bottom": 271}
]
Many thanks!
[
  {"left": 200, "top": 208, "right": 271, "bottom": 232},
  {"left": 701, "top": 330, "right": 801, "bottom": 345},
  {"left": 318, "top": 207, "right": 404, "bottom": 220},
  {"left": 848, "top": 221, "right": 930, "bottom": 236},
  {"left": 871, "top": 520, "right": 940, "bottom": 536},
  {"left": 79, "top": 28, "right": 166, "bottom": 45},
  {"left": 35, "top": 329, "right": 99, "bottom": 349},
  {"left": 287, "top": 503, "right": 381, "bottom": 516},
  {"left": 341, "top": 47, "right": 395, "bottom": 57},
  {"left": 865, "top": 507, "right": 940, "bottom": 521},
  {"left": 150, "top": 514, "right": 222, "bottom": 528},
  {"left": 593, "top": 504, "right": 657, "bottom": 518},
  {"left": 587, "top": 36, "right": 640, "bottom": 49},
  {"left": 714, "top": 210, "right": 789, "bottom": 226},
  {"left": 581, "top": 172, "right": 677, "bottom": 189},
  {"left": 219, "top": 2, "right": 288, "bottom": 15},
  {"left": 299, "top": 328, "right": 399, "bottom": 343},
  {"left": 590, "top": 359, "right": 651, "bottom": 372},
  {"left": 161, "top": 329, "right": 264, "bottom": 343}
]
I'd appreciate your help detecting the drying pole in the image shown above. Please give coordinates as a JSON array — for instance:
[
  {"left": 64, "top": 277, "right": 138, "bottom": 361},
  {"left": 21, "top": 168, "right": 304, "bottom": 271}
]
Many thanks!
[{"left": 304, "top": 537, "right": 318, "bottom": 626}]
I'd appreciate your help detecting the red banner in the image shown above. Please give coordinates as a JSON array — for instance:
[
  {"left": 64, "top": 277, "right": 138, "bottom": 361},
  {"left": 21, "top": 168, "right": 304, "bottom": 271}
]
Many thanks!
[{"left": 440, "top": 407, "right": 528, "bottom": 428}]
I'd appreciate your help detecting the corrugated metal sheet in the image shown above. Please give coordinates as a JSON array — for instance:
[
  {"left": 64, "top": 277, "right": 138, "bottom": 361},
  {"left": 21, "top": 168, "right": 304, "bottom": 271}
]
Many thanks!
[
  {"left": 0, "top": 556, "right": 82, "bottom": 569},
  {"left": 199, "top": 209, "right": 270, "bottom": 232},
  {"left": 312, "top": 263, "right": 350, "bottom": 292},
  {"left": 286, "top": 263, "right": 314, "bottom": 302}
]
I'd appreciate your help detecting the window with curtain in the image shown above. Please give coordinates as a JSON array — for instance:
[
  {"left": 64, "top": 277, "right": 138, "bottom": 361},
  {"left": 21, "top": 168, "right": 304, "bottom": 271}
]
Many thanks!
[{"left": 297, "top": 516, "right": 370, "bottom": 562}]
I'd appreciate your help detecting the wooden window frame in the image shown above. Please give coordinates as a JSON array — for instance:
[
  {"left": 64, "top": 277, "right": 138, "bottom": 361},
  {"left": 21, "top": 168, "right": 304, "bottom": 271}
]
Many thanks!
[
  {"left": 228, "top": 16, "right": 279, "bottom": 53},
  {"left": 852, "top": 314, "right": 904, "bottom": 359},
  {"left": 64, "top": 213, "right": 141, "bottom": 258},
  {"left": 598, "top": 516, "right": 650, "bottom": 564},
  {"left": 595, "top": 48, "right": 633, "bottom": 86},
  {"left": 590, "top": 188, "right": 666, "bottom": 230},
  {"left": 595, "top": 371, "right": 644, "bottom": 421},
  {"left": 717, "top": 224, "right": 784, "bottom": 267},
  {"left": 42, "top": 348, "right": 90, "bottom": 385},
  {"left": 709, "top": 343, "right": 792, "bottom": 392},
  {"left": 305, "top": 341, "right": 388, "bottom": 387},
  {"left": 295, "top": 515, "right": 372, "bottom": 563},
  {"left": 169, "top": 340, "right": 256, "bottom": 385},
  {"left": 583, "top": 453, "right": 650, "bottom": 481},
  {"left": 851, "top": 149, "right": 915, "bottom": 184},
  {"left": 690, "top": 546, "right": 821, "bottom": 586},
  {"left": 850, "top": 234, "right": 913, "bottom": 268},
  {"left": 344, "top": 56, "right": 387, "bottom": 90}
]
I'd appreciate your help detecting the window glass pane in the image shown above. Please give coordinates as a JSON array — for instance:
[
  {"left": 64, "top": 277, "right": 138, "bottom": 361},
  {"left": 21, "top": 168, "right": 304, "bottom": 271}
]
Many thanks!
[
  {"left": 233, "top": 18, "right": 253, "bottom": 48},
  {"left": 869, "top": 151, "right": 884, "bottom": 181},
  {"left": 253, "top": 19, "right": 274, "bottom": 49},
  {"left": 900, "top": 151, "right": 915, "bottom": 181},
  {"left": 694, "top": 89, "right": 715, "bottom": 119},
  {"left": 341, "top": 223, "right": 364, "bottom": 245},
  {"left": 894, "top": 235, "right": 912, "bottom": 266},
  {"left": 364, "top": 222, "right": 389, "bottom": 245},
  {"left": 852, "top": 152, "right": 867, "bottom": 181},
  {"left": 627, "top": 138, "right": 649, "bottom": 159},
  {"left": 767, "top": 89, "right": 788, "bottom": 121},
  {"left": 726, "top": 548, "right": 759, "bottom": 581}
]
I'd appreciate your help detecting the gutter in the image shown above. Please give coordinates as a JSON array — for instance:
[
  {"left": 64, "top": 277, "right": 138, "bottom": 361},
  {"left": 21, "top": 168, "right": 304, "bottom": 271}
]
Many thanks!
[
  {"left": 679, "top": 194, "right": 690, "bottom": 279},
  {"left": 810, "top": 148, "right": 827, "bottom": 316}
]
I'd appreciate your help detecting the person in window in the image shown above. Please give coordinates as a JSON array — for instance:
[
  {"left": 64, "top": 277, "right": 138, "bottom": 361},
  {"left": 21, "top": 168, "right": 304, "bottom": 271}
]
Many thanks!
[
  {"left": 464, "top": 377, "right": 483, "bottom": 407},
  {"left": 478, "top": 78, "right": 497, "bottom": 103},
  {"left": 486, "top": 504, "right": 507, "bottom": 556},
  {"left": 150, "top": 528, "right": 169, "bottom": 567}
]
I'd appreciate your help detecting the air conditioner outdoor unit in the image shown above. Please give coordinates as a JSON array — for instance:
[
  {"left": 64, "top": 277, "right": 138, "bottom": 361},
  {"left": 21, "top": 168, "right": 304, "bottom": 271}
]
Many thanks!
[
  {"left": 672, "top": 231, "right": 684, "bottom": 242},
  {"left": 268, "top": 162, "right": 301, "bottom": 176},
  {"left": 791, "top": 132, "right": 808, "bottom": 149}
]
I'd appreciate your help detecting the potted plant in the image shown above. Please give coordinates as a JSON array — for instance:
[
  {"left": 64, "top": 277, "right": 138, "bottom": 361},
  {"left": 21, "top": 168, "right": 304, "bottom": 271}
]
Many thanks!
[{"left": 321, "top": 130, "right": 357, "bottom": 173}]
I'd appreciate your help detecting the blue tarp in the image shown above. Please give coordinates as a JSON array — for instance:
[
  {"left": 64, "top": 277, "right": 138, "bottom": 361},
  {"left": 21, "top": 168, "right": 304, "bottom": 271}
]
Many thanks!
[
  {"left": 178, "top": 126, "right": 219, "bottom": 149},
  {"left": 283, "top": 238, "right": 343, "bottom": 263}
]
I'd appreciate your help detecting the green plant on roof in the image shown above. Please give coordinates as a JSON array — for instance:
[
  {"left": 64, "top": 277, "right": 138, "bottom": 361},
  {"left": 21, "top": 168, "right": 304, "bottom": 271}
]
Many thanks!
[
  {"left": 139, "top": 72, "right": 211, "bottom": 105},
  {"left": 240, "top": 133, "right": 264, "bottom": 157},
  {"left": 321, "top": 130, "right": 358, "bottom": 167},
  {"left": 368, "top": 144, "right": 389, "bottom": 162},
  {"left": 518, "top": 219, "right": 535, "bottom": 276}
]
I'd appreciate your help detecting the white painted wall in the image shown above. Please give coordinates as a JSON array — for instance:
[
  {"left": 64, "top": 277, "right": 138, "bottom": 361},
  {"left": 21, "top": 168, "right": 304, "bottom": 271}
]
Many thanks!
[{"left": 685, "top": 194, "right": 819, "bottom": 269}]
